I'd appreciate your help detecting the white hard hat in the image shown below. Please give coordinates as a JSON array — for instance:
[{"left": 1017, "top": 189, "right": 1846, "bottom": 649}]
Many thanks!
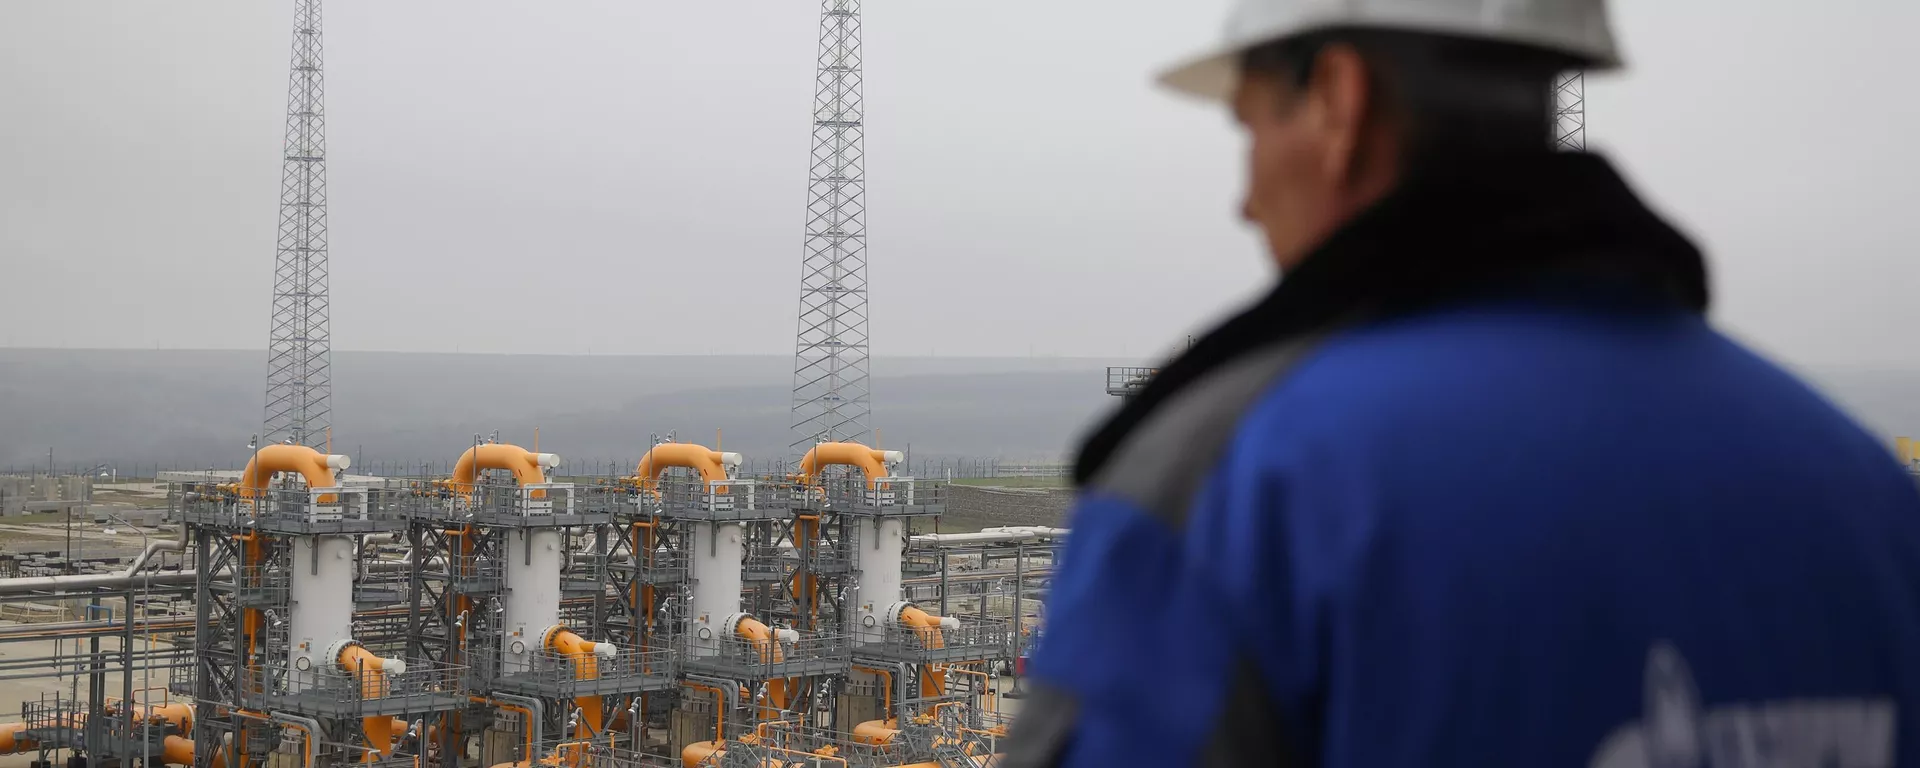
[{"left": 1159, "top": 0, "right": 1621, "bottom": 101}]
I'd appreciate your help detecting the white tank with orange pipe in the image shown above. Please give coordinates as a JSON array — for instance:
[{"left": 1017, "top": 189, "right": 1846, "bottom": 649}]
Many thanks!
[
  {"left": 689, "top": 522, "right": 745, "bottom": 657},
  {"left": 289, "top": 534, "right": 356, "bottom": 690},
  {"left": 501, "top": 527, "right": 565, "bottom": 672},
  {"left": 854, "top": 516, "right": 908, "bottom": 641}
]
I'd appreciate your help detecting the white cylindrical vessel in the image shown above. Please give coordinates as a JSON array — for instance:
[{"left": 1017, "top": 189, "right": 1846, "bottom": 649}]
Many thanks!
[
  {"left": 501, "top": 528, "right": 564, "bottom": 673},
  {"left": 288, "top": 535, "right": 356, "bottom": 690},
  {"left": 689, "top": 522, "right": 745, "bottom": 656},
  {"left": 855, "top": 517, "right": 906, "bottom": 642}
]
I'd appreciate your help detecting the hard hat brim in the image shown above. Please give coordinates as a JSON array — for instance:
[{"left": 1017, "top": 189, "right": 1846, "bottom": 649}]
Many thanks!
[{"left": 1156, "top": 46, "right": 1243, "bottom": 103}]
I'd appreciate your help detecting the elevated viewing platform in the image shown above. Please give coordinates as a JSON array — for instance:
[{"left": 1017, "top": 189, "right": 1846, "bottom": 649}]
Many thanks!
[
  {"left": 400, "top": 482, "right": 616, "bottom": 528},
  {"left": 491, "top": 646, "right": 678, "bottom": 699},
  {"left": 653, "top": 477, "right": 792, "bottom": 522},
  {"left": 796, "top": 476, "right": 946, "bottom": 518},
  {"left": 853, "top": 616, "right": 1011, "bottom": 665},
  {"left": 234, "top": 659, "right": 470, "bottom": 719},
  {"left": 175, "top": 485, "right": 409, "bottom": 535},
  {"left": 682, "top": 630, "right": 851, "bottom": 682}
]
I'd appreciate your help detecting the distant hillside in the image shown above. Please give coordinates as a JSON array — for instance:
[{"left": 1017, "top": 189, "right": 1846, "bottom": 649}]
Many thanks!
[
  {"left": 2, "top": 349, "right": 1915, "bottom": 474},
  {"left": 0, "top": 349, "right": 1117, "bottom": 472}
]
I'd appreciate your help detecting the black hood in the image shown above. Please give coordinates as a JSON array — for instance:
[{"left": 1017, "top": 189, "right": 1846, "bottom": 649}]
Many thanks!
[{"left": 1074, "top": 151, "right": 1709, "bottom": 484}]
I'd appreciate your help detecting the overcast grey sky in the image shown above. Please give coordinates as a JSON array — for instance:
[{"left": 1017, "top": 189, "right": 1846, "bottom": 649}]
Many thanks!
[{"left": 2, "top": 1, "right": 1915, "bottom": 367}]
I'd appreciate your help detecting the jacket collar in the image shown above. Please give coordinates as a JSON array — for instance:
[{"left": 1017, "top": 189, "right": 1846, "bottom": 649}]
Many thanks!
[{"left": 1074, "top": 151, "right": 1709, "bottom": 484}]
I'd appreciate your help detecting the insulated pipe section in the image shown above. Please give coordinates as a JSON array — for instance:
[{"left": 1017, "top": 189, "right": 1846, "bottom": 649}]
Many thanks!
[
  {"left": 451, "top": 444, "right": 557, "bottom": 499},
  {"left": 542, "top": 625, "right": 615, "bottom": 737},
  {"left": 910, "top": 526, "right": 1070, "bottom": 546},
  {"left": 795, "top": 442, "right": 901, "bottom": 487}
]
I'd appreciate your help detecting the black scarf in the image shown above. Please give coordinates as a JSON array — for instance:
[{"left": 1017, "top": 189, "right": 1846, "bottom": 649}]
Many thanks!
[{"left": 1074, "top": 151, "right": 1709, "bottom": 484}]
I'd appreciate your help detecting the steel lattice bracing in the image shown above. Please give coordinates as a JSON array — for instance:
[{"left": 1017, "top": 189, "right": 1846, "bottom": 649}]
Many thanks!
[
  {"left": 263, "top": 0, "right": 333, "bottom": 448},
  {"left": 1552, "top": 70, "right": 1586, "bottom": 151},
  {"left": 789, "top": 0, "right": 872, "bottom": 456}
]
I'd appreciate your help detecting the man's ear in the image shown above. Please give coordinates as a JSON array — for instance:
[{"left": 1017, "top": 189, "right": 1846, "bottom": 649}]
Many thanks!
[{"left": 1306, "top": 44, "right": 1373, "bottom": 185}]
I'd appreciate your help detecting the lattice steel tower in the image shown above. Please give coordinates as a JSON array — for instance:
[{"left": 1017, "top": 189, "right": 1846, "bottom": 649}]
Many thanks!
[
  {"left": 788, "top": 0, "right": 872, "bottom": 456},
  {"left": 1552, "top": 71, "right": 1586, "bottom": 151},
  {"left": 262, "top": 0, "right": 333, "bottom": 449}
]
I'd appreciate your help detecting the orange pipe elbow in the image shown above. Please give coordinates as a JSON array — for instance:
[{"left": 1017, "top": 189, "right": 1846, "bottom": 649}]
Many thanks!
[
  {"left": 237, "top": 444, "right": 347, "bottom": 500},
  {"left": 633, "top": 444, "right": 737, "bottom": 492},
  {"left": 898, "top": 607, "right": 949, "bottom": 696},
  {"left": 451, "top": 444, "right": 556, "bottom": 499},
  {"left": 796, "top": 442, "right": 896, "bottom": 487},
  {"left": 734, "top": 618, "right": 791, "bottom": 717},
  {"left": 337, "top": 644, "right": 405, "bottom": 761},
  {"left": 545, "top": 628, "right": 611, "bottom": 736}
]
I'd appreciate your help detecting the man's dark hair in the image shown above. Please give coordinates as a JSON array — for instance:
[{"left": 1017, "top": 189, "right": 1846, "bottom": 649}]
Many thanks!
[{"left": 1240, "top": 28, "right": 1582, "bottom": 160}]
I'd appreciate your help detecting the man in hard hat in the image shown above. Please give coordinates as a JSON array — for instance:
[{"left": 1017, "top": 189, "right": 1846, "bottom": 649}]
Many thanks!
[{"left": 1005, "top": 2, "right": 1920, "bottom": 767}]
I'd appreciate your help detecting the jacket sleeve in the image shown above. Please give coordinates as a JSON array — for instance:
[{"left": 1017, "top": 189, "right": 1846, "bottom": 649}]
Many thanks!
[{"left": 1004, "top": 490, "right": 1284, "bottom": 767}]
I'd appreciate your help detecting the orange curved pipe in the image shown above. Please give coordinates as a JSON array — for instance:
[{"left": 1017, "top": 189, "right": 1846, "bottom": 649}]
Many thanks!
[
  {"left": 899, "top": 607, "right": 948, "bottom": 696},
  {"left": 852, "top": 719, "right": 899, "bottom": 746},
  {"left": 680, "top": 740, "right": 724, "bottom": 768},
  {"left": 853, "top": 665, "right": 893, "bottom": 718},
  {"left": 338, "top": 644, "right": 401, "bottom": 762},
  {"left": 472, "top": 697, "right": 535, "bottom": 763},
  {"left": 0, "top": 722, "right": 35, "bottom": 753},
  {"left": 796, "top": 442, "right": 892, "bottom": 487},
  {"left": 546, "top": 628, "right": 605, "bottom": 737},
  {"left": 450, "top": 444, "right": 553, "bottom": 499},
  {"left": 734, "top": 618, "right": 790, "bottom": 718},
  {"left": 633, "top": 443, "right": 733, "bottom": 491},
  {"left": 162, "top": 735, "right": 197, "bottom": 767},
  {"left": 236, "top": 444, "right": 346, "bottom": 500},
  {"left": 681, "top": 682, "right": 726, "bottom": 743}
]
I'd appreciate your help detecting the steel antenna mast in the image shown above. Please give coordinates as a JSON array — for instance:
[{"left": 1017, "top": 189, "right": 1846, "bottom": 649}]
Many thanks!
[
  {"left": 262, "top": 0, "right": 333, "bottom": 449},
  {"left": 789, "top": 0, "right": 872, "bottom": 456},
  {"left": 1552, "top": 71, "right": 1586, "bottom": 151}
]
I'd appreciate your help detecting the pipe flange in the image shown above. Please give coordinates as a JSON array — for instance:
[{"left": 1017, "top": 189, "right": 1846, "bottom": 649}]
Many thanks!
[
  {"left": 323, "top": 638, "right": 361, "bottom": 673},
  {"left": 719, "top": 612, "right": 750, "bottom": 639},
  {"left": 537, "top": 624, "right": 570, "bottom": 651},
  {"left": 883, "top": 601, "right": 914, "bottom": 628}
]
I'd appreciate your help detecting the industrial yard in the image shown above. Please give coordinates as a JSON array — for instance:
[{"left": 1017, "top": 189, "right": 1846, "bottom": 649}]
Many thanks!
[{"left": 0, "top": 2, "right": 1080, "bottom": 767}]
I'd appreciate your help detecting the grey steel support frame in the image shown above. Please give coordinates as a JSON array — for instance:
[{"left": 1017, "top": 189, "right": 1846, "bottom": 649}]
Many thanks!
[
  {"left": 789, "top": 0, "right": 874, "bottom": 454},
  {"left": 262, "top": 0, "right": 334, "bottom": 449},
  {"left": 1553, "top": 70, "right": 1586, "bottom": 151}
]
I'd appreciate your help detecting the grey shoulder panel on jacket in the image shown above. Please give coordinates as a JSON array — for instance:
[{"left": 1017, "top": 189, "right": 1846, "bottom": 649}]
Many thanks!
[{"left": 1086, "top": 337, "right": 1322, "bottom": 526}]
